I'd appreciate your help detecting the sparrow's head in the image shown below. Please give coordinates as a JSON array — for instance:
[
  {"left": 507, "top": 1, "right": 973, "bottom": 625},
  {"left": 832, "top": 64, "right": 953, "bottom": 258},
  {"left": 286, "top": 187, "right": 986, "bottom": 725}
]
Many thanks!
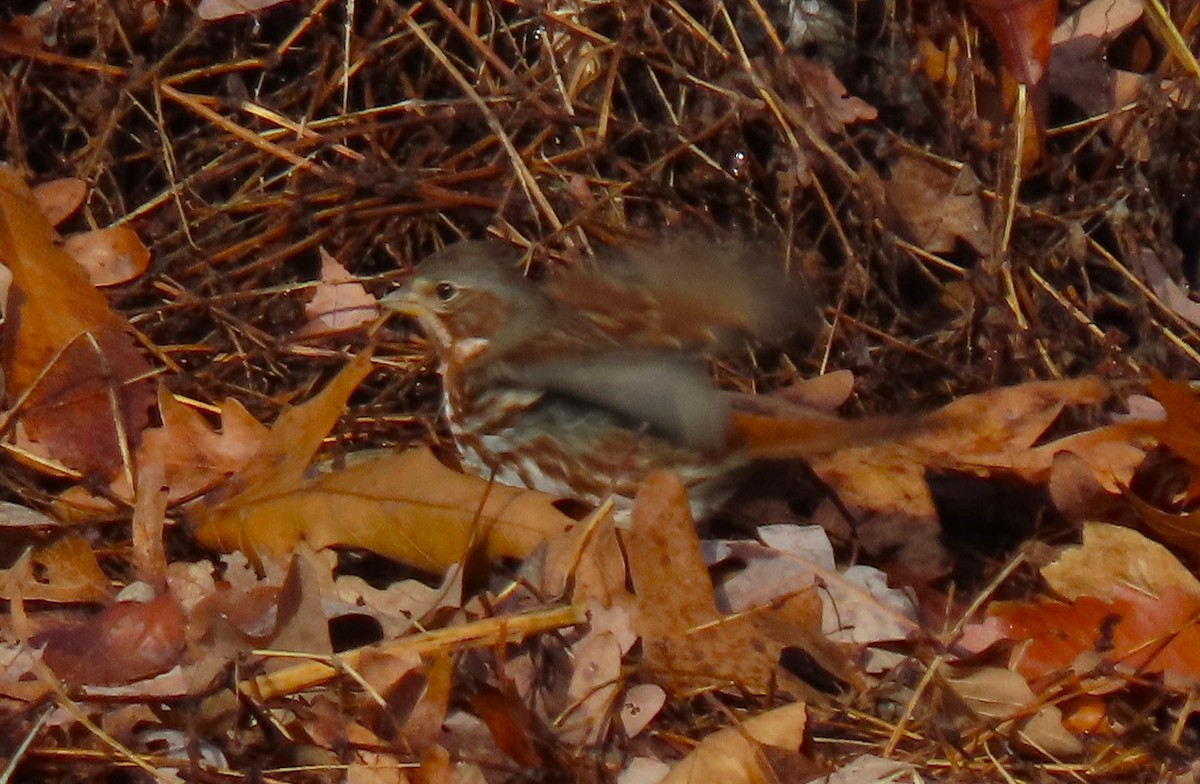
[{"left": 383, "top": 242, "right": 541, "bottom": 359}]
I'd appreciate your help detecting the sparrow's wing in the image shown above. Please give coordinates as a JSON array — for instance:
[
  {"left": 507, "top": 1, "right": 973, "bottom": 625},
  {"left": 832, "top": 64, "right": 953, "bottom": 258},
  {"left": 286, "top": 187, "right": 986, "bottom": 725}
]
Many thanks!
[
  {"left": 496, "top": 351, "right": 730, "bottom": 452},
  {"left": 546, "top": 237, "right": 823, "bottom": 352}
]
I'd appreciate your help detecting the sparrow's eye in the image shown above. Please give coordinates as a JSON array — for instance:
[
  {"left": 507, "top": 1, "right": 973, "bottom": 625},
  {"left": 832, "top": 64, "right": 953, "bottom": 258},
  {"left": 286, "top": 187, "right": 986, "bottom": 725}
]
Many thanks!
[{"left": 434, "top": 281, "right": 459, "bottom": 302}]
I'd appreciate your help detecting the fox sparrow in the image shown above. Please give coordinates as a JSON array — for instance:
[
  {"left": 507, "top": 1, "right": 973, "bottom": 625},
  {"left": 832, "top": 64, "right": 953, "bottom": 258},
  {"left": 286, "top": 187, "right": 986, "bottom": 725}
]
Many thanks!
[{"left": 383, "top": 238, "right": 821, "bottom": 518}]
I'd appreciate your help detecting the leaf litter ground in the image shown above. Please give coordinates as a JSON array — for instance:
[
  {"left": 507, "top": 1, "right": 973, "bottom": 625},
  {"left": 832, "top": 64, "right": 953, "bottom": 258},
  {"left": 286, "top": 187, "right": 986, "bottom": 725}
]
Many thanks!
[{"left": 3, "top": 0, "right": 1200, "bottom": 781}]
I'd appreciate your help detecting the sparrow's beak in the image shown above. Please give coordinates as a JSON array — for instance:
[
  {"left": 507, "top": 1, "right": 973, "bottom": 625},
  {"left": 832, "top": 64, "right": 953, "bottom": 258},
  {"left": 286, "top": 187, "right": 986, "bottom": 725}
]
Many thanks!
[{"left": 379, "top": 286, "right": 423, "bottom": 319}]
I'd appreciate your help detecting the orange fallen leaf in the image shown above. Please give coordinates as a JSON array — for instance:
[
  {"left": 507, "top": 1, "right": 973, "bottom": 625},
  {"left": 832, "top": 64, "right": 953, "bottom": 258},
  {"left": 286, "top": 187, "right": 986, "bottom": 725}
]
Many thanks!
[
  {"left": 134, "top": 387, "right": 268, "bottom": 503},
  {"left": 970, "top": 0, "right": 1057, "bottom": 86},
  {"left": 961, "top": 524, "right": 1200, "bottom": 690},
  {"left": 625, "top": 473, "right": 793, "bottom": 694}
]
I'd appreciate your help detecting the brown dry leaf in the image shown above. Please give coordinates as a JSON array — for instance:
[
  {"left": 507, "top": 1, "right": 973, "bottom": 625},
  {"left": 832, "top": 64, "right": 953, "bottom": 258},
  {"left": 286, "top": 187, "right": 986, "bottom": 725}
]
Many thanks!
[
  {"left": 625, "top": 473, "right": 789, "bottom": 694},
  {"left": 198, "top": 350, "right": 374, "bottom": 508},
  {"left": 298, "top": 248, "right": 379, "bottom": 337},
  {"left": 62, "top": 226, "right": 151, "bottom": 286},
  {"left": 31, "top": 178, "right": 85, "bottom": 226},
  {"left": 34, "top": 594, "right": 186, "bottom": 687},
  {"left": 660, "top": 701, "right": 807, "bottom": 784},
  {"left": 0, "top": 165, "right": 154, "bottom": 481},
  {"left": 942, "top": 665, "right": 1082, "bottom": 757},
  {"left": 1049, "top": 0, "right": 1150, "bottom": 159},
  {"left": 135, "top": 387, "right": 268, "bottom": 503},
  {"left": 810, "top": 377, "right": 1120, "bottom": 580},
  {"left": 0, "top": 533, "right": 114, "bottom": 603},
  {"left": 766, "top": 55, "right": 878, "bottom": 135},
  {"left": 882, "top": 156, "right": 992, "bottom": 255},
  {"left": 192, "top": 446, "right": 575, "bottom": 574}
]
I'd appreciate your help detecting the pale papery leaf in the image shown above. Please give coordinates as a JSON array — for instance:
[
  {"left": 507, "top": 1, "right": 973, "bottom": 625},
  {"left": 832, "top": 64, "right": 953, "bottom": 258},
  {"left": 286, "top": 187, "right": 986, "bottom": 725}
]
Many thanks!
[
  {"left": 619, "top": 758, "right": 671, "bottom": 784},
  {"left": 942, "top": 665, "right": 1082, "bottom": 757},
  {"left": 298, "top": 248, "right": 379, "bottom": 336},
  {"left": 197, "top": 0, "right": 298, "bottom": 21},
  {"left": 620, "top": 684, "right": 666, "bottom": 738},
  {"left": 559, "top": 630, "right": 622, "bottom": 745},
  {"left": 710, "top": 525, "right": 918, "bottom": 644},
  {"left": 814, "top": 755, "right": 917, "bottom": 784}
]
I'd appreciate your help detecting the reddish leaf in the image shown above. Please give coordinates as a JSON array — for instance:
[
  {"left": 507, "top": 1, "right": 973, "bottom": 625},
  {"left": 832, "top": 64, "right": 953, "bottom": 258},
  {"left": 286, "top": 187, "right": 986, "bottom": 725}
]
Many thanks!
[
  {"left": 970, "top": 0, "right": 1059, "bottom": 86},
  {"left": 0, "top": 166, "right": 154, "bottom": 481},
  {"left": 35, "top": 595, "right": 186, "bottom": 686}
]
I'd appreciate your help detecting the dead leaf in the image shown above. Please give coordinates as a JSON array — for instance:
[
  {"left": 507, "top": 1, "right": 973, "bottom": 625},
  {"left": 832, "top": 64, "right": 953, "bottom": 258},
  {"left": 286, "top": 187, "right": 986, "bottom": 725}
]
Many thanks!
[
  {"left": 625, "top": 473, "right": 787, "bottom": 694},
  {"left": 136, "top": 387, "right": 268, "bottom": 503},
  {"left": 1041, "top": 521, "right": 1200, "bottom": 600},
  {"left": 883, "top": 156, "right": 992, "bottom": 255},
  {"left": 62, "top": 226, "right": 151, "bottom": 286},
  {"left": 191, "top": 446, "right": 576, "bottom": 573},
  {"left": 660, "top": 701, "right": 807, "bottom": 784},
  {"left": 712, "top": 525, "right": 918, "bottom": 644},
  {"left": 942, "top": 664, "right": 1082, "bottom": 757},
  {"left": 35, "top": 594, "right": 186, "bottom": 686},
  {"left": 970, "top": 0, "right": 1058, "bottom": 86},
  {"left": 197, "top": 0, "right": 299, "bottom": 21},
  {"left": 0, "top": 533, "right": 114, "bottom": 603},
  {"left": 0, "top": 165, "right": 154, "bottom": 481},
  {"left": 810, "top": 377, "right": 1124, "bottom": 581},
  {"left": 298, "top": 248, "right": 379, "bottom": 337},
  {"left": 961, "top": 527, "right": 1200, "bottom": 691},
  {"left": 31, "top": 178, "right": 85, "bottom": 226}
]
